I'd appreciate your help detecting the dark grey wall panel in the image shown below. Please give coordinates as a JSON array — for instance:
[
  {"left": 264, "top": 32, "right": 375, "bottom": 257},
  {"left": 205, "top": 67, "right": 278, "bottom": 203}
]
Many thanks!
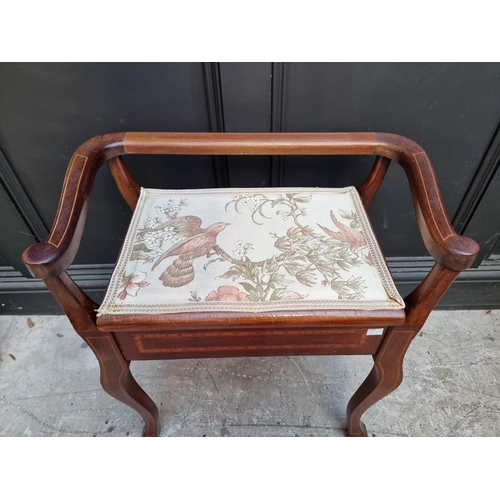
[
  {"left": 0, "top": 62, "right": 499, "bottom": 310},
  {"left": 0, "top": 63, "right": 214, "bottom": 264},
  {"left": 220, "top": 62, "right": 272, "bottom": 187},
  {"left": 464, "top": 168, "right": 500, "bottom": 264},
  {"left": 0, "top": 249, "right": 9, "bottom": 266},
  {"left": 220, "top": 63, "right": 272, "bottom": 132},
  {"left": 0, "top": 183, "right": 37, "bottom": 276},
  {"left": 282, "top": 63, "right": 500, "bottom": 256},
  {"left": 492, "top": 239, "right": 500, "bottom": 257}
]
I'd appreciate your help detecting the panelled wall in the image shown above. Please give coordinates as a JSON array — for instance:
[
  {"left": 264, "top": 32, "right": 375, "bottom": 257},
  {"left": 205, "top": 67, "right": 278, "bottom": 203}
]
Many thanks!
[{"left": 0, "top": 63, "right": 499, "bottom": 313}]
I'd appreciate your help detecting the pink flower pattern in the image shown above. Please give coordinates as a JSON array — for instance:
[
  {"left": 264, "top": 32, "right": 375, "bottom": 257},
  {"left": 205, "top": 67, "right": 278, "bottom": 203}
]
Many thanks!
[
  {"left": 205, "top": 285, "right": 249, "bottom": 302},
  {"left": 118, "top": 271, "right": 149, "bottom": 300}
]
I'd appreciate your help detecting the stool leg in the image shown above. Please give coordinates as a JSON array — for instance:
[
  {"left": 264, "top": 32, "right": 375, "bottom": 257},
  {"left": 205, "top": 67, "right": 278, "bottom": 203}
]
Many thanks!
[
  {"left": 346, "top": 327, "right": 416, "bottom": 437},
  {"left": 40, "top": 273, "right": 160, "bottom": 436},
  {"left": 346, "top": 360, "right": 403, "bottom": 437},
  {"left": 84, "top": 333, "right": 160, "bottom": 437}
]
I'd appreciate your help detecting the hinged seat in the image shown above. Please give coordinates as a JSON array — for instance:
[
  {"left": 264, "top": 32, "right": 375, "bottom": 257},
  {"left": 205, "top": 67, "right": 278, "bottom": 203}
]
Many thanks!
[{"left": 97, "top": 186, "right": 404, "bottom": 323}]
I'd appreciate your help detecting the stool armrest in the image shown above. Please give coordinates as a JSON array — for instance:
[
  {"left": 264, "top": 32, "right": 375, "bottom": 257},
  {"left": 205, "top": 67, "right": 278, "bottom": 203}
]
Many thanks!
[
  {"left": 22, "top": 132, "right": 479, "bottom": 279},
  {"left": 123, "top": 131, "right": 479, "bottom": 270},
  {"left": 22, "top": 133, "right": 125, "bottom": 278},
  {"left": 374, "top": 133, "right": 479, "bottom": 271}
]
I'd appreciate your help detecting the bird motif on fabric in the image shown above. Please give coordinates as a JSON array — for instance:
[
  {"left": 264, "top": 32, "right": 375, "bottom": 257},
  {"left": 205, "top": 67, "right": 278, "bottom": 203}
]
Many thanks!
[
  {"left": 137, "top": 215, "right": 205, "bottom": 239},
  {"left": 150, "top": 217, "right": 230, "bottom": 288},
  {"left": 318, "top": 210, "right": 366, "bottom": 253}
]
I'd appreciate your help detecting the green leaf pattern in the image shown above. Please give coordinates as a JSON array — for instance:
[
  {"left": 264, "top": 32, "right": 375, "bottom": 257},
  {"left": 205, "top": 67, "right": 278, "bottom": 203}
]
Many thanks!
[{"left": 216, "top": 192, "right": 369, "bottom": 301}]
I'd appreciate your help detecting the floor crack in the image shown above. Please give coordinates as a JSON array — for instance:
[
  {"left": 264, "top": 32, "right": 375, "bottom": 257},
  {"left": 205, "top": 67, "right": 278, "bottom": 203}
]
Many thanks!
[{"left": 198, "top": 361, "right": 219, "bottom": 394}]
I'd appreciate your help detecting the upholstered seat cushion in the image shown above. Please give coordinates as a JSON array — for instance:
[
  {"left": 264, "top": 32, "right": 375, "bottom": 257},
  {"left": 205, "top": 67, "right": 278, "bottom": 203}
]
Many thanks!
[{"left": 97, "top": 187, "right": 404, "bottom": 316}]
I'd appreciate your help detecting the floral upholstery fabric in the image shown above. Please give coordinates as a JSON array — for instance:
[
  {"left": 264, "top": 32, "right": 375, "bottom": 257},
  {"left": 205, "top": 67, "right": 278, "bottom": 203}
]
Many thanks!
[{"left": 97, "top": 187, "right": 404, "bottom": 316}]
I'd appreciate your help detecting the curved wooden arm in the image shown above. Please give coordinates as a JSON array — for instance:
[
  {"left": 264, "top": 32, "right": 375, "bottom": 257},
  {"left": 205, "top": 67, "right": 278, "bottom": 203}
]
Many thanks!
[
  {"left": 22, "top": 133, "right": 125, "bottom": 278},
  {"left": 22, "top": 131, "right": 479, "bottom": 279}
]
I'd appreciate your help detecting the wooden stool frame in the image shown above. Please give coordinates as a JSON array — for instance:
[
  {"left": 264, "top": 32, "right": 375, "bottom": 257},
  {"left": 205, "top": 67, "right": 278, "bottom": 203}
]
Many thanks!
[{"left": 22, "top": 132, "right": 479, "bottom": 437}]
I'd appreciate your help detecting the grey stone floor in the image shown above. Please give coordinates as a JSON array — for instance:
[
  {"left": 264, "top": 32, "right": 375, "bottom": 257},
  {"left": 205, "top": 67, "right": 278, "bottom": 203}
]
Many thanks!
[{"left": 0, "top": 310, "right": 498, "bottom": 437}]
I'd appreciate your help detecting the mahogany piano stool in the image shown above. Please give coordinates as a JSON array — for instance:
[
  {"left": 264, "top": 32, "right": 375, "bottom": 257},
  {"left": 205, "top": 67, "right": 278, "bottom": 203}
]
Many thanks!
[{"left": 22, "top": 132, "right": 480, "bottom": 437}]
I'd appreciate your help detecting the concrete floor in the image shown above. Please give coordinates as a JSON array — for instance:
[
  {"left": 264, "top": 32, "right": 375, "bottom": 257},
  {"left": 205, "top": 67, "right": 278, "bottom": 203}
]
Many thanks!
[{"left": 0, "top": 310, "right": 498, "bottom": 437}]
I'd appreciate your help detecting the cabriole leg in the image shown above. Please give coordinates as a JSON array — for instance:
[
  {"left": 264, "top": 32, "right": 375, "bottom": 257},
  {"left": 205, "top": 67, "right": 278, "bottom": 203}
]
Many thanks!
[
  {"left": 346, "top": 327, "right": 417, "bottom": 437},
  {"left": 84, "top": 333, "right": 160, "bottom": 437},
  {"left": 36, "top": 273, "right": 160, "bottom": 437}
]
